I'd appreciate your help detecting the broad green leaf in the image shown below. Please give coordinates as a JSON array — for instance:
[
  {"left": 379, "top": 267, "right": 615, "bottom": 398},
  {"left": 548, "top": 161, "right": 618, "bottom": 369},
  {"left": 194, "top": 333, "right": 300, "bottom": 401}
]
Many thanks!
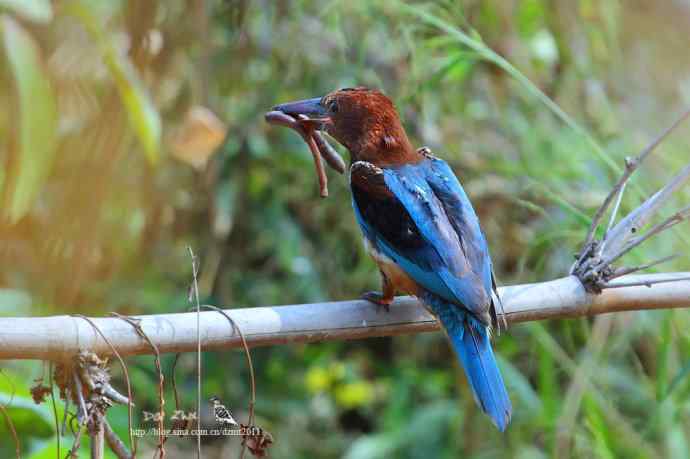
[
  {"left": 0, "top": 391, "right": 53, "bottom": 437},
  {"left": 2, "top": 16, "right": 57, "bottom": 223},
  {"left": 0, "top": 389, "right": 54, "bottom": 458},
  {"left": 0, "top": 0, "right": 53, "bottom": 24},
  {"left": 67, "top": 1, "right": 161, "bottom": 164}
]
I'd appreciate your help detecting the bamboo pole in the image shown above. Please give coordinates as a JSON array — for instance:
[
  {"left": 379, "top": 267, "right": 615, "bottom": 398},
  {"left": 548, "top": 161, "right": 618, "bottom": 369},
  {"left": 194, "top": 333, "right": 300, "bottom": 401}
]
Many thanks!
[{"left": 1, "top": 273, "right": 689, "bottom": 361}]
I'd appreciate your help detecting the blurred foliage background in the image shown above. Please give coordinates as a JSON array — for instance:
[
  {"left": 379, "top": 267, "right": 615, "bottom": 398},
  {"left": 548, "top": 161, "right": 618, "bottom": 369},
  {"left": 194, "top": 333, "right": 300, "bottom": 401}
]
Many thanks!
[{"left": 1, "top": 0, "right": 690, "bottom": 457}]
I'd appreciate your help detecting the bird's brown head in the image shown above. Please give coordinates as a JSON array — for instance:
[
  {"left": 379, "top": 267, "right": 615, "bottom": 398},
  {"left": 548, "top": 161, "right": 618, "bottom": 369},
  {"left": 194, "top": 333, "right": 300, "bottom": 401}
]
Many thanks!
[{"left": 273, "top": 87, "right": 416, "bottom": 164}]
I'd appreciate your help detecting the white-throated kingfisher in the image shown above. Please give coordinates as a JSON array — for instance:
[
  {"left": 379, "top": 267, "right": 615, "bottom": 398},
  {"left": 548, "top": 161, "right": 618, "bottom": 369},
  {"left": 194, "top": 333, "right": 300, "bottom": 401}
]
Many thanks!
[{"left": 273, "top": 87, "right": 512, "bottom": 431}]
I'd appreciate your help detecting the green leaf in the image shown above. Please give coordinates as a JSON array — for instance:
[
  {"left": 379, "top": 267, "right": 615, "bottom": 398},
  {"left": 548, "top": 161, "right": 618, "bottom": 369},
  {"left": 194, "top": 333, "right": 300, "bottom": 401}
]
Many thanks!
[
  {"left": 0, "top": 391, "right": 53, "bottom": 437},
  {"left": 67, "top": 1, "right": 161, "bottom": 164},
  {"left": 1, "top": 16, "right": 58, "bottom": 223},
  {"left": 0, "top": 0, "right": 53, "bottom": 24},
  {"left": 0, "top": 389, "right": 54, "bottom": 458},
  {"left": 28, "top": 439, "right": 120, "bottom": 459}
]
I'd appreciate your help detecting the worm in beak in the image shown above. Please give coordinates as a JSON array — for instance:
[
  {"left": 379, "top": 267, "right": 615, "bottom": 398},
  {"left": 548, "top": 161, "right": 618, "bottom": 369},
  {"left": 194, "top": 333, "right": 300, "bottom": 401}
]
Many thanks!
[{"left": 265, "top": 107, "right": 345, "bottom": 197}]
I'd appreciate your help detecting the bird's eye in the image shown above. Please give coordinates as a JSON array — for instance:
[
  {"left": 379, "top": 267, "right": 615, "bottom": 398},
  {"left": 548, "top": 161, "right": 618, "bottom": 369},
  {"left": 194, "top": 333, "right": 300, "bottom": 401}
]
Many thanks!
[{"left": 328, "top": 100, "right": 338, "bottom": 113}]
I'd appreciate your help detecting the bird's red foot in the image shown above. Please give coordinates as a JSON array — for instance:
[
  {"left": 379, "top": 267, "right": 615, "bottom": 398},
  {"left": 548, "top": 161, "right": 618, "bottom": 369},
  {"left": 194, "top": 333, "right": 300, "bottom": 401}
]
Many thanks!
[{"left": 361, "top": 291, "right": 393, "bottom": 312}]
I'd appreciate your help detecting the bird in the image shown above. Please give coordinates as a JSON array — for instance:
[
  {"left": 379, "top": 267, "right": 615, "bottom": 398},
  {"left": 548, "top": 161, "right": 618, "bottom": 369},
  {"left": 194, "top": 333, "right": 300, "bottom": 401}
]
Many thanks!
[
  {"left": 273, "top": 87, "right": 512, "bottom": 431},
  {"left": 209, "top": 395, "right": 239, "bottom": 427}
]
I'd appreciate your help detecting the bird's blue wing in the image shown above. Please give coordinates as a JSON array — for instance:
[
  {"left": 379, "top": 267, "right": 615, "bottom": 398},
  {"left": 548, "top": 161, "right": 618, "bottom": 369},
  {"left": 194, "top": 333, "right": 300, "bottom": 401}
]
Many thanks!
[
  {"left": 422, "top": 157, "right": 494, "bottom": 296},
  {"left": 350, "top": 158, "right": 493, "bottom": 320}
]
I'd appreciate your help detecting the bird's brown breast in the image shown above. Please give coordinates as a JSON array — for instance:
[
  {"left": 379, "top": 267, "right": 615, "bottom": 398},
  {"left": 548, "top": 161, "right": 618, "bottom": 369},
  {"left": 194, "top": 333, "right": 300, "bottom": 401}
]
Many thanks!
[{"left": 363, "top": 238, "right": 420, "bottom": 296}]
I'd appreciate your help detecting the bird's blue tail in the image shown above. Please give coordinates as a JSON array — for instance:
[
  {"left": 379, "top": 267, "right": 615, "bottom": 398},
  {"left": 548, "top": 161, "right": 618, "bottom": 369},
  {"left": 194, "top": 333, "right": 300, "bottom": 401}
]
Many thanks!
[{"left": 430, "top": 297, "right": 512, "bottom": 431}]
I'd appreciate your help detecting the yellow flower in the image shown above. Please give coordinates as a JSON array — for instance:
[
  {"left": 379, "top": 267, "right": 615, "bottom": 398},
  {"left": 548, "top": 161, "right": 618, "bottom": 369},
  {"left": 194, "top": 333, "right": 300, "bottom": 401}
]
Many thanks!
[
  {"left": 305, "top": 367, "right": 331, "bottom": 393},
  {"left": 334, "top": 381, "right": 374, "bottom": 409}
]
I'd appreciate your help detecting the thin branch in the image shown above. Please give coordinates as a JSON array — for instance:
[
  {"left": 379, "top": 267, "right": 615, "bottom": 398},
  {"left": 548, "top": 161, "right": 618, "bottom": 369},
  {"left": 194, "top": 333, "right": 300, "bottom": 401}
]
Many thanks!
[
  {"left": 605, "top": 181, "right": 626, "bottom": 236},
  {"left": 603, "top": 275, "right": 690, "bottom": 289},
  {"left": 1, "top": 274, "right": 689, "bottom": 361},
  {"left": 111, "top": 313, "right": 166, "bottom": 459},
  {"left": 0, "top": 367, "right": 20, "bottom": 458},
  {"left": 609, "top": 254, "right": 680, "bottom": 279},
  {"left": 0, "top": 369, "right": 16, "bottom": 408},
  {"left": 49, "top": 362, "right": 61, "bottom": 459},
  {"left": 573, "top": 107, "right": 690, "bottom": 271},
  {"left": 104, "top": 419, "right": 132, "bottom": 459},
  {"left": 0, "top": 398, "right": 20, "bottom": 459},
  {"left": 187, "top": 247, "right": 202, "bottom": 459},
  {"left": 200, "top": 305, "right": 256, "bottom": 459},
  {"left": 73, "top": 315, "right": 135, "bottom": 457},
  {"left": 601, "top": 165, "right": 690, "bottom": 261},
  {"left": 90, "top": 416, "right": 104, "bottom": 459},
  {"left": 72, "top": 371, "right": 88, "bottom": 427},
  {"left": 66, "top": 423, "right": 83, "bottom": 458},
  {"left": 601, "top": 204, "right": 690, "bottom": 267},
  {"left": 61, "top": 393, "right": 70, "bottom": 438},
  {"left": 170, "top": 353, "right": 182, "bottom": 413}
]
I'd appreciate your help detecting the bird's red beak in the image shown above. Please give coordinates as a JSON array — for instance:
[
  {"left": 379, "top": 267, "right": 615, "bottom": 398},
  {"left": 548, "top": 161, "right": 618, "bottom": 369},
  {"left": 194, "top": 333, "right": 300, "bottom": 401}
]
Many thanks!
[{"left": 272, "top": 97, "right": 331, "bottom": 128}]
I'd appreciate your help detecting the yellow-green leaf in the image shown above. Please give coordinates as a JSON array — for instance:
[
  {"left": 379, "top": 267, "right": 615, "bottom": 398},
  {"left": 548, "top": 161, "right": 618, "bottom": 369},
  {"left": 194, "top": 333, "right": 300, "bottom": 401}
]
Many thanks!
[
  {"left": 2, "top": 16, "right": 57, "bottom": 222},
  {"left": 0, "top": 0, "right": 53, "bottom": 24},
  {"left": 67, "top": 1, "right": 161, "bottom": 164}
]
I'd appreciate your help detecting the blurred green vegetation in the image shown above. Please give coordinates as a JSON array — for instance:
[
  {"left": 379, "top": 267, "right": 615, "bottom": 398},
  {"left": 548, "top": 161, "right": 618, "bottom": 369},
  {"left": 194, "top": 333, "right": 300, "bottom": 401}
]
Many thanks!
[{"left": 1, "top": 0, "right": 690, "bottom": 457}]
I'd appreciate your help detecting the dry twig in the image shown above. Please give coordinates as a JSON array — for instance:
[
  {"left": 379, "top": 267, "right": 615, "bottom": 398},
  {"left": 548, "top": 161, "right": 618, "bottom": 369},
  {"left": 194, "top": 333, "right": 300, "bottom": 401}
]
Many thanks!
[
  {"left": 104, "top": 419, "right": 132, "bottom": 459},
  {"left": 571, "top": 109, "right": 690, "bottom": 291},
  {"left": 72, "top": 316, "right": 136, "bottom": 457},
  {"left": 187, "top": 247, "right": 202, "bottom": 459},
  {"left": 0, "top": 399, "right": 20, "bottom": 459},
  {"left": 111, "top": 312, "right": 166, "bottom": 458},
  {"left": 200, "top": 305, "right": 257, "bottom": 459},
  {"left": 49, "top": 362, "right": 61, "bottom": 458}
]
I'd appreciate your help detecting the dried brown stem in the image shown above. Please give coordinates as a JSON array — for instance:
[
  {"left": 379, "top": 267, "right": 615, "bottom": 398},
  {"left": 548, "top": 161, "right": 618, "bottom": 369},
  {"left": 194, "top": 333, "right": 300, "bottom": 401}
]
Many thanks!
[
  {"left": 603, "top": 275, "right": 690, "bottom": 289},
  {"left": 200, "top": 305, "right": 256, "bottom": 459},
  {"left": 603, "top": 181, "right": 626, "bottom": 241},
  {"left": 576, "top": 159, "right": 639, "bottom": 272},
  {"left": 0, "top": 399, "right": 20, "bottom": 459},
  {"left": 90, "top": 417, "right": 104, "bottom": 459},
  {"left": 61, "top": 392, "right": 70, "bottom": 438},
  {"left": 170, "top": 353, "right": 182, "bottom": 412},
  {"left": 49, "top": 362, "right": 61, "bottom": 458},
  {"left": 601, "top": 204, "right": 690, "bottom": 268},
  {"left": 73, "top": 315, "right": 135, "bottom": 457},
  {"left": 111, "top": 313, "right": 166, "bottom": 458},
  {"left": 187, "top": 247, "right": 202, "bottom": 459},
  {"left": 573, "top": 107, "right": 690, "bottom": 274},
  {"left": 610, "top": 254, "right": 680, "bottom": 279},
  {"left": 66, "top": 423, "right": 84, "bottom": 458},
  {"left": 0, "top": 369, "right": 20, "bottom": 457},
  {"left": 73, "top": 371, "right": 88, "bottom": 426},
  {"left": 104, "top": 419, "right": 132, "bottom": 459}
]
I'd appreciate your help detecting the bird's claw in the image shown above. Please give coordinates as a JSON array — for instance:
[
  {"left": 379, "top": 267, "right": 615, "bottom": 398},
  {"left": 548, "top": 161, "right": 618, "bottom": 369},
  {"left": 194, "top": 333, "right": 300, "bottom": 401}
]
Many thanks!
[{"left": 361, "top": 291, "right": 392, "bottom": 312}]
